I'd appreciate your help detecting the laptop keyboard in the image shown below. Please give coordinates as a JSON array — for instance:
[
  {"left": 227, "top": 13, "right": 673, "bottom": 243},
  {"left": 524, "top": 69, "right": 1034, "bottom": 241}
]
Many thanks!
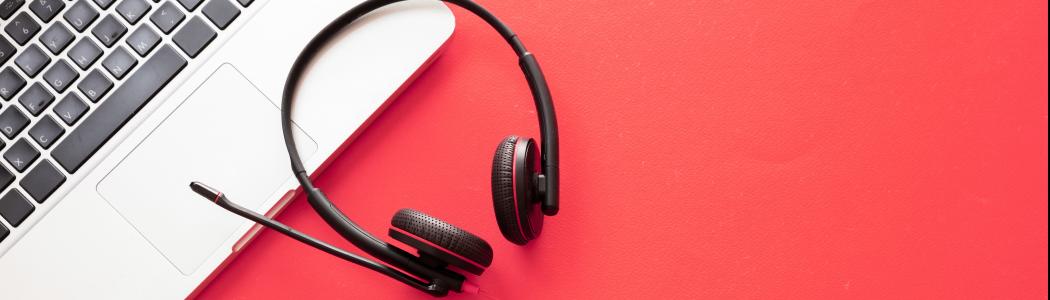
[{"left": 0, "top": 0, "right": 251, "bottom": 244}]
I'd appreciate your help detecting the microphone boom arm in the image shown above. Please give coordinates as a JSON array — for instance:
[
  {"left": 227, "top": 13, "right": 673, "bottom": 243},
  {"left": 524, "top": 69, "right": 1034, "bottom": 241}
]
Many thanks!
[{"left": 189, "top": 182, "right": 447, "bottom": 295}]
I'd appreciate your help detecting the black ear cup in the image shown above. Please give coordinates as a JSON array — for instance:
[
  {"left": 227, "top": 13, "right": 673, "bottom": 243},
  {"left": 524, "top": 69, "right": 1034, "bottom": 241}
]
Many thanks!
[
  {"left": 388, "top": 209, "right": 493, "bottom": 275},
  {"left": 491, "top": 135, "right": 544, "bottom": 245}
]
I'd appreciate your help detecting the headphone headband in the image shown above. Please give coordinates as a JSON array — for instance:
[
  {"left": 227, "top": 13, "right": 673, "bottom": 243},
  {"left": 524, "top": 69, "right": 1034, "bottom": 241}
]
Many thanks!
[{"left": 278, "top": 0, "right": 558, "bottom": 294}]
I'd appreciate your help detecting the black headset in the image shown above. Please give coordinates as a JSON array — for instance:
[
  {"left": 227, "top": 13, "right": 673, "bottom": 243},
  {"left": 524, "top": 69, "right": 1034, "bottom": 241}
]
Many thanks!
[{"left": 190, "top": 0, "right": 559, "bottom": 296}]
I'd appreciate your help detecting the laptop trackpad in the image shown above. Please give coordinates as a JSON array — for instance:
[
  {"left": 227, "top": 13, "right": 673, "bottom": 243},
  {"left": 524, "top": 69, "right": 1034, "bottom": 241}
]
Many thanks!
[{"left": 96, "top": 64, "right": 316, "bottom": 275}]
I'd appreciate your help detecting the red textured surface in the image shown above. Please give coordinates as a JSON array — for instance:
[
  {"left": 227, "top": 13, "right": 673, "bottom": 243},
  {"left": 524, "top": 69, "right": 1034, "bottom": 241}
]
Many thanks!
[{"left": 197, "top": 1, "right": 1048, "bottom": 299}]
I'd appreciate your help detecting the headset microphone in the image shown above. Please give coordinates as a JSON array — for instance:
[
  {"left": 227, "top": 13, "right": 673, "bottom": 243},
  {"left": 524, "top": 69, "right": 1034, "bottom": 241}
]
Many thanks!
[
  {"left": 190, "top": 182, "right": 480, "bottom": 296},
  {"left": 191, "top": 0, "right": 560, "bottom": 296}
]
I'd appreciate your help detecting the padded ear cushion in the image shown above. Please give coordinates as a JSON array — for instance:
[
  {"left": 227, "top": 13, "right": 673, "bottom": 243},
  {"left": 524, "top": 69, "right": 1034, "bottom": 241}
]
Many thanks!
[
  {"left": 389, "top": 209, "right": 493, "bottom": 275},
  {"left": 491, "top": 136, "right": 543, "bottom": 245}
]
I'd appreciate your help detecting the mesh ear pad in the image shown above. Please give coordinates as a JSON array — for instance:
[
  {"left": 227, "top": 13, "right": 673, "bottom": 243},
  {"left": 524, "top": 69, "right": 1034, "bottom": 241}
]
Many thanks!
[
  {"left": 491, "top": 136, "right": 543, "bottom": 245},
  {"left": 389, "top": 208, "right": 493, "bottom": 275}
]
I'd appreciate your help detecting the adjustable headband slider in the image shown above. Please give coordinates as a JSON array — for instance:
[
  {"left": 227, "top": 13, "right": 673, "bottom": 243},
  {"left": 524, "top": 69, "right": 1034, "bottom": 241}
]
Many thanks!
[{"left": 518, "top": 53, "right": 559, "bottom": 216}]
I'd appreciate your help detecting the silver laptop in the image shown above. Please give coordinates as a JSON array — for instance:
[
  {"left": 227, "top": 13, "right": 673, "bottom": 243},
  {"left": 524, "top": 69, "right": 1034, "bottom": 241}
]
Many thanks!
[{"left": 0, "top": 0, "right": 453, "bottom": 297}]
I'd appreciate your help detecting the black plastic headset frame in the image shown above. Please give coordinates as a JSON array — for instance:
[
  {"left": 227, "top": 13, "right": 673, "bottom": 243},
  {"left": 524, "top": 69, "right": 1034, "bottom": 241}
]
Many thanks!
[{"left": 278, "top": 0, "right": 558, "bottom": 295}]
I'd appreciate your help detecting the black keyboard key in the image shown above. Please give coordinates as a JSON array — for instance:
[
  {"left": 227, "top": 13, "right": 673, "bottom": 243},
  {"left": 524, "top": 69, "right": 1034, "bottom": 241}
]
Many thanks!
[
  {"left": 5, "top": 12, "right": 41, "bottom": 45},
  {"left": 67, "top": 38, "right": 103, "bottom": 70},
  {"left": 0, "top": 222, "right": 7, "bottom": 242},
  {"left": 117, "top": 0, "right": 151, "bottom": 25},
  {"left": 92, "top": 14, "right": 128, "bottom": 47},
  {"left": 102, "top": 46, "right": 137, "bottom": 79},
  {"left": 126, "top": 25, "right": 160, "bottom": 57},
  {"left": 0, "top": 0, "right": 25, "bottom": 20},
  {"left": 29, "top": 115, "right": 64, "bottom": 149},
  {"left": 237, "top": 0, "right": 252, "bottom": 7},
  {"left": 64, "top": 0, "right": 100, "bottom": 33},
  {"left": 38, "top": 22, "right": 75, "bottom": 55},
  {"left": 20, "top": 160, "right": 65, "bottom": 203},
  {"left": 77, "top": 69, "right": 112, "bottom": 102},
  {"left": 4, "top": 138, "right": 38, "bottom": 172},
  {"left": 0, "top": 105, "right": 28, "bottom": 138},
  {"left": 53, "top": 93, "right": 88, "bottom": 125},
  {"left": 173, "top": 17, "right": 215, "bottom": 58},
  {"left": 203, "top": 0, "right": 239, "bottom": 30},
  {"left": 14, "top": 44, "right": 50, "bottom": 77},
  {"left": 150, "top": 1, "right": 185, "bottom": 34},
  {"left": 27, "top": 0, "right": 64, "bottom": 23},
  {"left": 0, "top": 67, "right": 27, "bottom": 100},
  {"left": 18, "top": 82, "right": 54, "bottom": 116},
  {"left": 53, "top": 45, "right": 186, "bottom": 173},
  {"left": 0, "top": 36, "right": 15, "bottom": 65},
  {"left": 177, "top": 0, "right": 201, "bottom": 11},
  {"left": 43, "top": 59, "right": 79, "bottom": 93},
  {"left": 92, "top": 0, "right": 114, "bottom": 9},
  {"left": 0, "top": 190, "right": 34, "bottom": 227},
  {"left": 0, "top": 164, "right": 12, "bottom": 191}
]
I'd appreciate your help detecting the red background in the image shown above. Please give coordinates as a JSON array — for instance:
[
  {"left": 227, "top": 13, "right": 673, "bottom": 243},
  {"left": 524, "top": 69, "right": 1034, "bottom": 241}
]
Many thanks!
[{"left": 198, "top": 0, "right": 1048, "bottom": 298}]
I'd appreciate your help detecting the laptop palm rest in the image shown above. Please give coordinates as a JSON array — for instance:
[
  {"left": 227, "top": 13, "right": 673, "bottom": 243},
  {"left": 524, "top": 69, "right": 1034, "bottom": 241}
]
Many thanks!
[{"left": 96, "top": 64, "right": 316, "bottom": 275}]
